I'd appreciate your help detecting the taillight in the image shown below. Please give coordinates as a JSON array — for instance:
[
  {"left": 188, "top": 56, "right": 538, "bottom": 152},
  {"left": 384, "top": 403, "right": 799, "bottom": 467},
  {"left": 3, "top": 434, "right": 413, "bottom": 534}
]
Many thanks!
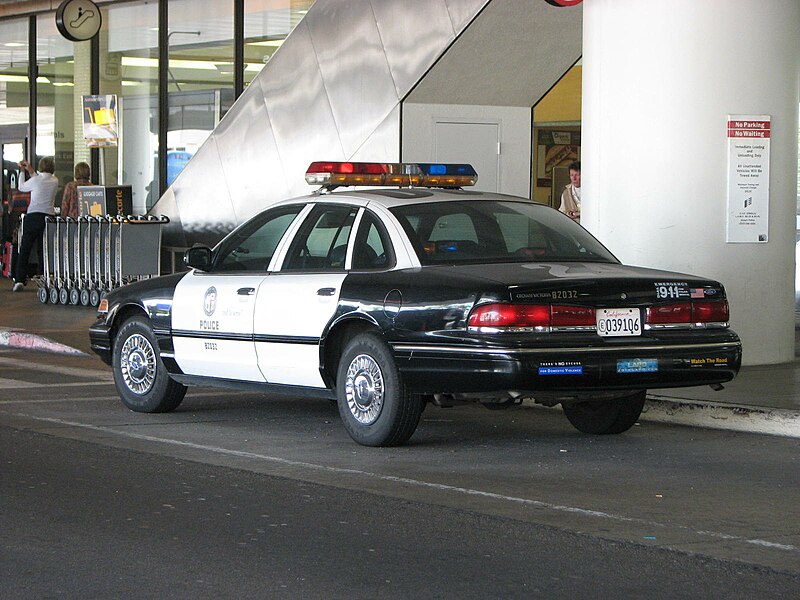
[
  {"left": 691, "top": 299, "right": 729, "bottom": 323},
  {"left": 646, "top": 299, "right": 729, "bottom": 327},
  {"left": 647, "top": 302, "right": 692, "bottom": 324},
  {"left": 468, "top": 304, "right": 550, "bottom": 329},
  {"left": 551, "top": 305, "right": 595, "bottom": 327},
  {"left": 467, "top": 304, "right": 595, "bottom": 331}
]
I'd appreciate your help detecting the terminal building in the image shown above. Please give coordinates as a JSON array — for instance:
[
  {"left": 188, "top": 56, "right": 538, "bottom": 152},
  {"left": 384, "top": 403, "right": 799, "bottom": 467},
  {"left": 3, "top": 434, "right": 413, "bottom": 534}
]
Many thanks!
[{"left": 0, "top": 0, "right": 797, "bottom": 366}]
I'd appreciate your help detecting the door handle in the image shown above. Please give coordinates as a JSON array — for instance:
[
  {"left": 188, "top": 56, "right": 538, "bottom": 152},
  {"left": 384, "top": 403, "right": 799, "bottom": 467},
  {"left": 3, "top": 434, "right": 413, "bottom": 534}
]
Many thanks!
[
  {"left": 317, "top": 287, "right": 336, "bottom": 297},
  {"left": 237, "top": 287, "right": 255, "bottom": 296}
]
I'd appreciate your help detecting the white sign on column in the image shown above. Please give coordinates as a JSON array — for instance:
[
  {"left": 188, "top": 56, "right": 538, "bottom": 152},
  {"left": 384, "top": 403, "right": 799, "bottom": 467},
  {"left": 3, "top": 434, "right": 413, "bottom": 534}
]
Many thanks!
[{"left": 726, "top": 115, "right": 770, "bottom": 243}]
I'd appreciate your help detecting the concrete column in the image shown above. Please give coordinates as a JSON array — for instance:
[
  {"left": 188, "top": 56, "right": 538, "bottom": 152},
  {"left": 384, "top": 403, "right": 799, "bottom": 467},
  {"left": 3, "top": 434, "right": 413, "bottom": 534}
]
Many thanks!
[{"left": 581, "top": 0, "right": 800, "bottom": 365}]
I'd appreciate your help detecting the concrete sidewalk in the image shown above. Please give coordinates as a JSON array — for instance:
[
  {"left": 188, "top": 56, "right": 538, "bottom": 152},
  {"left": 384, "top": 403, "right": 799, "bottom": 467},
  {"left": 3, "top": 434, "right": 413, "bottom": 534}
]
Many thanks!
[{"left": 1, "top": 281, "right": 798, "bottom": 437}]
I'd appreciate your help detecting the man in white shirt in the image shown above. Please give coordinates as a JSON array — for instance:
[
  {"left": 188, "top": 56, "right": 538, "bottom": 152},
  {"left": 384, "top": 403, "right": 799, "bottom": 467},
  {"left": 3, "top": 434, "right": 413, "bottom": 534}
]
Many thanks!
[
  {"left": 13, "top": 156, "right": 58, "bottom": 291},
  {"left": 558, "top": 160, "right": 581, "bottom": 223}
]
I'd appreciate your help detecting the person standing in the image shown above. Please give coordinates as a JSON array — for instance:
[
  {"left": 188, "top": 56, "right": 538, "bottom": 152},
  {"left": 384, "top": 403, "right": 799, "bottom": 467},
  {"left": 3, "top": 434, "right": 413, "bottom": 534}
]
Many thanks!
[
  {"left": 60, "top": 162, "right": 91, "bottom": 220},
  {"left": 558, "top": 160, "right": 581, "bottom": 223},
  {"left": 13, "top": 156, "right": 58, "bottom": 291}
]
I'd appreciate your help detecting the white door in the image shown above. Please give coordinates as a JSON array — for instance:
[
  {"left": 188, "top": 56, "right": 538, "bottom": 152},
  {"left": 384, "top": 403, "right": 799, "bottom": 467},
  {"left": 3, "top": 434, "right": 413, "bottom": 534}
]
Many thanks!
[
  {"left": 254, "top": 203, "right": 358, "bottom": 387},
  {"left": 434, "top": 121, "right": 500, "bottom": 192},
  {"left": 171, "top": 203, "right": 307, "bottom": 382},
  {"left": 172, "top": 271, "right": 265, "bottom": 381}
]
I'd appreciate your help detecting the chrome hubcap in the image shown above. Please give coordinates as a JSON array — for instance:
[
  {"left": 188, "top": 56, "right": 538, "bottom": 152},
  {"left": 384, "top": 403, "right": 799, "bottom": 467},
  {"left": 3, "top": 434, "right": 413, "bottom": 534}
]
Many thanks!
[
  {"left": 345, "top": 354, "right": 384, "bottom": 425},
  {"left": 120, "top": 333, "right": 156, "bottom": 395}
]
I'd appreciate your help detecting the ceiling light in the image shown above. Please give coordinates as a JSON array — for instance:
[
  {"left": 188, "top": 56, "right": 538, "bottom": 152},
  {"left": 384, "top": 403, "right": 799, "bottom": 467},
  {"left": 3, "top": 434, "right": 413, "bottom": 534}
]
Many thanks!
[
  {"left": 4, "top": 42, "right": 25, "bottom": 47},
  {"left": 249, "top": 40, "right": 284, "bottom": 48}
]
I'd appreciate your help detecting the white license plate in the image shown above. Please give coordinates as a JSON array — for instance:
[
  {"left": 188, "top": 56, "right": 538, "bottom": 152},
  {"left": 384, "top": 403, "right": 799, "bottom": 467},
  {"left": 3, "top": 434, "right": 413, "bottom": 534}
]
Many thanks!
[{"left": 596, "top": 308, "right": 641, "bottom": 337}]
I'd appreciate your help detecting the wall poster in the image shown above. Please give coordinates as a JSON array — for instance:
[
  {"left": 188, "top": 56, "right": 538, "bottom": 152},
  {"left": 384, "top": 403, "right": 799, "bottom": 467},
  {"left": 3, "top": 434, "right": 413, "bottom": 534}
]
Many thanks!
[
  {"left": 82, "top": 94, "right": 118, "bottom": 148},
  {"left": 726, "top": 115, "right": 770, "bottom": 243}
]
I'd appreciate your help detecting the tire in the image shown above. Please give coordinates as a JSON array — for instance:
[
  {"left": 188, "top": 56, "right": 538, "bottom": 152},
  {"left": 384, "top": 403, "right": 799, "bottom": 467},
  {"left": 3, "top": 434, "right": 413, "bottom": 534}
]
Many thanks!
[
  {"left": 89, "top": 289, "right": 100, "bottom": 307},
  {"left": 58, "top": 287, "right": 68, "bottom": 305},
  {"left": 80, "top": 289, "right": 90, "bottom": 306},
  {"left": 562, "top": 390, "right": 646, "bottom": 435},
  {"left": 38, "top": 287, "right": 49, "bottom": 304},
  {"left": 336, "top": 333, "right": 423, "bottom": 447},
  {"left": 48, "top": 287, "right": 59, "bottom": 304},
  {"left": 112, "top": 315, "right": 187, "bottom": 413},
  {"left": 69, "top": 288, "right": 80, "bottom": 305}
]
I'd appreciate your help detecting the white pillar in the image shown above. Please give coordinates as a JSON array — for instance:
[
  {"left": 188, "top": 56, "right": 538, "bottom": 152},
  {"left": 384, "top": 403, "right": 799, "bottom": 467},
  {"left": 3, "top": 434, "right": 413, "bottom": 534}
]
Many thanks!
[{"left": 581, "top": 0, "right": 800, "bottom": 365}]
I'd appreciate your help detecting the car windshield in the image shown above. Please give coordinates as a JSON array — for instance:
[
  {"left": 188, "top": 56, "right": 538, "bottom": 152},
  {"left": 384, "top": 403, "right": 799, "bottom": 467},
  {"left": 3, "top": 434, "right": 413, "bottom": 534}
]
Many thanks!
[{"left": 391, "top": 200, "right": 618, "bottom": 265}]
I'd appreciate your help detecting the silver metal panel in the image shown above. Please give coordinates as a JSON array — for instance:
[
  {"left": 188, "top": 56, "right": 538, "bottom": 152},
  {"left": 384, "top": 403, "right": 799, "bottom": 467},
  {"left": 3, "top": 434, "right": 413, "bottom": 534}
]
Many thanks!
[
  {"left": 171, "top": 137, "right": 238, "bottom": 247},
  {"left": 445, "top": 0, "right": 492, "bottom": 32},
  {"left": 350, "top": 105, "right": 401, "bottom": 163},
  {"left": 213, "top": 86, "right": 290, "bottom": 224},
  {"left": 305, "top": 1, "right": 399, "bottom": 159},
  {"left": 149, "top": 187, "right": 186, "bottom": 248},
  {"left": 370, "top": 0, "right": 456, "bottom": 98},
  {"left": 259, "top": 19, "right": 345, "bottom": 199}
]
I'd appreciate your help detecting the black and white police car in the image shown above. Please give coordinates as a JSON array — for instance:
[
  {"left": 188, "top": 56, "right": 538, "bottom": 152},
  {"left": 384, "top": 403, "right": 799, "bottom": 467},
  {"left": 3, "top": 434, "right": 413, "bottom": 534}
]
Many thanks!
[{"left": 90, "top": 162, "right": 741, "bottom": 446}]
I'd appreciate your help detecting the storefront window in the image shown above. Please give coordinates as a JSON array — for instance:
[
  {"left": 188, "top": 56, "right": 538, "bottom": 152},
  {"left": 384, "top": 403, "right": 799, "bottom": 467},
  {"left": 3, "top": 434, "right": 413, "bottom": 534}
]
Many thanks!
[
  {"left": 244, "top": 0, "right": 315, "bottom": 87},
  {"left": 167, "top": 0, "right": 235, "bottom": 186},
  {"left": 36, "top": 13, "right": 89, "bottom": 193},
  {"left": 0, "top": 18, "right": 29, "bottom": 208},
  {"left": 99, "top": 0, "right": 160, "bottom": 213}
]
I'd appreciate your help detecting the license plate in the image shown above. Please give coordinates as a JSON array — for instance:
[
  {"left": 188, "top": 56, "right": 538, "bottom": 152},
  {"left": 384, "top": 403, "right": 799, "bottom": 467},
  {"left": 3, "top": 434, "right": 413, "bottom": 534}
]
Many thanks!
[{"left": 596, "top": 308, "right": 641, "bottom": 337}]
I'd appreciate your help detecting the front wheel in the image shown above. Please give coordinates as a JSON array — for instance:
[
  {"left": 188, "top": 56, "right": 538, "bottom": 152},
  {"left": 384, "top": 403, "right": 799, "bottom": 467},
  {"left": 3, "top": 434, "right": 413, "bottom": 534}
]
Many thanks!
[
  {"left": 336, "top": 333, "right": 423, "bottom": 447},
  {"left": 562, "top": 390, "right": 646, "bottom": 435},
  {"left": 112, "top": 315, "right": 187, "bottom": 413}
]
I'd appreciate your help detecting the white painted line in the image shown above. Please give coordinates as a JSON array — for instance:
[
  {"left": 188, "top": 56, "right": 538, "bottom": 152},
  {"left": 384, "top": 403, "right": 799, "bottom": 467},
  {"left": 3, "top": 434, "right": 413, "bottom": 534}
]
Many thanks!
[{"left": 14, "top": 412, "right": 800, "bottom": 557}]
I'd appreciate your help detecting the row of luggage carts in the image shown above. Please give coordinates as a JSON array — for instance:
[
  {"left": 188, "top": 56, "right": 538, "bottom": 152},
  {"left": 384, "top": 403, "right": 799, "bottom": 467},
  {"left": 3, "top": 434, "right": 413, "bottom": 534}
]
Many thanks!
[{"left": 27, "top": 214, "right": 168, "bottom": 306}]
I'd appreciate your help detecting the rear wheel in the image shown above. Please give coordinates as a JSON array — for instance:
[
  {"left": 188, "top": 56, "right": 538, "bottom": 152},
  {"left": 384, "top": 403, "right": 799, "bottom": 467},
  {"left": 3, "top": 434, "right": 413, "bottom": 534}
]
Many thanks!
[
  {"left": 336, "top": 333, "right": 423, "bottom": 447},
  {"left": 562, "top": 390, "right": 646, "bottom": 434},
  {"left": 112, "top": 315, "right": 187, "bottom": 413}
]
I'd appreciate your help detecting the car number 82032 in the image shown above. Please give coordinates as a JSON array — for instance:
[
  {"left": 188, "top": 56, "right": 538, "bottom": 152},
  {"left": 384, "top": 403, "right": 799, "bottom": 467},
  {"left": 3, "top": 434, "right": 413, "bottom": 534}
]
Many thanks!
[{"left": 596, "top": 308, "right": 641, "bottom": 337}]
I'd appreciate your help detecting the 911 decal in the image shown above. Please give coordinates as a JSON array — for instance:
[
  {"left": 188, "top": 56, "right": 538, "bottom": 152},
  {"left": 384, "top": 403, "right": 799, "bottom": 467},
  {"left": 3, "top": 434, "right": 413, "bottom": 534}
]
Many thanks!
[{"left": 654, "top": 282, "right": 690, "bottom": 300}]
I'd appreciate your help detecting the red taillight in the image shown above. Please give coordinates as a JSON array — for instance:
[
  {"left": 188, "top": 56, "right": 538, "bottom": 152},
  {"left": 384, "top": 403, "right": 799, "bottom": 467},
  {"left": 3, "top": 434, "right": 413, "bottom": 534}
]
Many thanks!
[
  {"left": 467, "top": 304, "right": 595, "bottom": 330},
  {"left": 647, "top": 299, "right": 729, "bottom": 325},
  {"left": 691, "top": 299, "right": 729, "bottom": 323},
  {"left": 551, "top": 305, "right": 596, "bottom": 327},
  {"left": 647, "top": 302, "right": 692, "bottom": 324},
  {"left": 468, "top": 304, "right": 550, "bottom": 329}
]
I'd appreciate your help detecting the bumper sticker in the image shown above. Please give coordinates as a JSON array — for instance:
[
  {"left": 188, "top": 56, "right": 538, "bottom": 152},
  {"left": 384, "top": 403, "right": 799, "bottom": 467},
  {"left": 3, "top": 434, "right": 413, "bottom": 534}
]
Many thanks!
[
  {"left": 617, "top": 358, "right": 658, "bottom": 373},
  {"left": 539, "top": 361, "right": 583, "bottom": 376}
]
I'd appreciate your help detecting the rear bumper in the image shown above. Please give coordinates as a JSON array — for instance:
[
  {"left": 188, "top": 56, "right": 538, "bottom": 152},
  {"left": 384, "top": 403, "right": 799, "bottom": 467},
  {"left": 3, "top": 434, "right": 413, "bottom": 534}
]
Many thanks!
[{"left": 392, "top": 339, "right": 742, "bottom": 394}]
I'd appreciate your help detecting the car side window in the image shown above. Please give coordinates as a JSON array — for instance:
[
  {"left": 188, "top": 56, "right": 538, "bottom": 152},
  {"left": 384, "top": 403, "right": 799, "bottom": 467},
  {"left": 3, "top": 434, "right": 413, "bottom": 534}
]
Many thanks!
[
  {"left": 214, "top": 206, "right": 301, "bottom": 272},
  {"left": 352, "top": 211, "right": 393, "bottom": 270},
  {"left": 282, "top": 205, "right": 358, "bottom": 271}
]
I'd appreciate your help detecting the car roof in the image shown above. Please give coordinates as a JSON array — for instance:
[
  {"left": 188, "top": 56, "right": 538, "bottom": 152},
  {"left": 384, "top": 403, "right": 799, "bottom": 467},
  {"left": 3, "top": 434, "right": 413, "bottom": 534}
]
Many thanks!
[{"left": 271, "top": 187, "right": 539, "bottom": 210}]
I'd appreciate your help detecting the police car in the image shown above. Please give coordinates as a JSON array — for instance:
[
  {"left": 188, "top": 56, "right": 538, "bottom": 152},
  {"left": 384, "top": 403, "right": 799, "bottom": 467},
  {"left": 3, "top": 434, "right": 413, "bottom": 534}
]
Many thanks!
[{"left": 90, "top": 162, "right": 742, "bottom": 446}]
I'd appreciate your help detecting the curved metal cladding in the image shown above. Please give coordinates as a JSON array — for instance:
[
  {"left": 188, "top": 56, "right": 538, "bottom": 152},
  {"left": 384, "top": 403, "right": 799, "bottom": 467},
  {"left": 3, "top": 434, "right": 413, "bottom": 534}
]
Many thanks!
[{"left": 153, "top": 0, "right": 491, "bottom": 249}]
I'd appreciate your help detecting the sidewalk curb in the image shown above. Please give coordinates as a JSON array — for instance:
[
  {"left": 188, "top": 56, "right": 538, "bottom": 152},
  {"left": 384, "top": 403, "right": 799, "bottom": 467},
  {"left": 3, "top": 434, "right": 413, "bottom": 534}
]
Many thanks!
[
  {"left": 0, "top": 329, "right": 87, "bottom": 356},
  {"left": 642, "top": 395, "right": 800, "bottom": 439}
]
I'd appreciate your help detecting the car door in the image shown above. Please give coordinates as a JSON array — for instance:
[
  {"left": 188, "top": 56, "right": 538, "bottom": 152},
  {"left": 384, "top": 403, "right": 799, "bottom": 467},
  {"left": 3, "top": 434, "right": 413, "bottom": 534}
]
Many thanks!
[
  {"left": 171, "top": 204, "right": 304, "bottom": 381},
  {"left": 254, "top": 203, "right": 359, "bottom": 387}
]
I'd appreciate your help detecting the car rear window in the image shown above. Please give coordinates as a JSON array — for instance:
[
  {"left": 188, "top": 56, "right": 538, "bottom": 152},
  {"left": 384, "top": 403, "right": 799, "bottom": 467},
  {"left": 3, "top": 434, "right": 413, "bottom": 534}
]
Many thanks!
[{"left": 390, "top": 200, "right": 618, "bottom": 265}]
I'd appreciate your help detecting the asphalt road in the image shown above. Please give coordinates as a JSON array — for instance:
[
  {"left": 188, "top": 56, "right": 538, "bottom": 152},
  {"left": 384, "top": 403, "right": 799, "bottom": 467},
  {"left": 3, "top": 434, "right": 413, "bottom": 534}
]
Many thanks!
[{"left": 1, "top": 349, "right": 799, "bottom": 598}]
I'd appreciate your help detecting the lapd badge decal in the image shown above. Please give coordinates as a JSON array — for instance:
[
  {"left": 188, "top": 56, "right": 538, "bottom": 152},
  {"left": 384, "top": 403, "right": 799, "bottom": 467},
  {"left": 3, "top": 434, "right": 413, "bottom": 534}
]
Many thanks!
[{"left": 203, "top": 287, "right": 217, "bottom": 316}]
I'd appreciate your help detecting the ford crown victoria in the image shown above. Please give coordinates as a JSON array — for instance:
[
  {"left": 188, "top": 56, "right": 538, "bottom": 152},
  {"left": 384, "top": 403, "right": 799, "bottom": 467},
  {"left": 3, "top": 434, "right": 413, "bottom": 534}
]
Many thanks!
[{"left": 90, "top": 162, "right": 742, "bottom": 446}]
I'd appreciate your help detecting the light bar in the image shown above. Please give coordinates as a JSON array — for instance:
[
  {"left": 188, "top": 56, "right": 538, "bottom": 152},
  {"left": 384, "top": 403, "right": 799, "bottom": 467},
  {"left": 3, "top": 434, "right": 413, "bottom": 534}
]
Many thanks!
[{"left": 305, "top": 162, "right": 478, "bottom": 188}]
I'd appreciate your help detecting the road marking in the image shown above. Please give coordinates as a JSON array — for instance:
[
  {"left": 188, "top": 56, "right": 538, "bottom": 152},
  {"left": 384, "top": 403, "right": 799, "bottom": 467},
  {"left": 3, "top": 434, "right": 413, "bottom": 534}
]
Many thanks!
[
  {"left": 13, "top": 412, "right": 800, "bottom": 556},
  {"left": 0, "top": 380, "right": 114, "bottom": 390},
  {"left": 0, "top": 356, "right": 112, "bottom": 380}
]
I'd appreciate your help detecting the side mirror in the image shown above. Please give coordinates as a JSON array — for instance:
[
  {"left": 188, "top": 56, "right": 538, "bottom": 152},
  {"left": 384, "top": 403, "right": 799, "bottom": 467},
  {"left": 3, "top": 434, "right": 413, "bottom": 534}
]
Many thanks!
[{"left": 184, "top": 245, "right": 213, "bottom": 271}]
